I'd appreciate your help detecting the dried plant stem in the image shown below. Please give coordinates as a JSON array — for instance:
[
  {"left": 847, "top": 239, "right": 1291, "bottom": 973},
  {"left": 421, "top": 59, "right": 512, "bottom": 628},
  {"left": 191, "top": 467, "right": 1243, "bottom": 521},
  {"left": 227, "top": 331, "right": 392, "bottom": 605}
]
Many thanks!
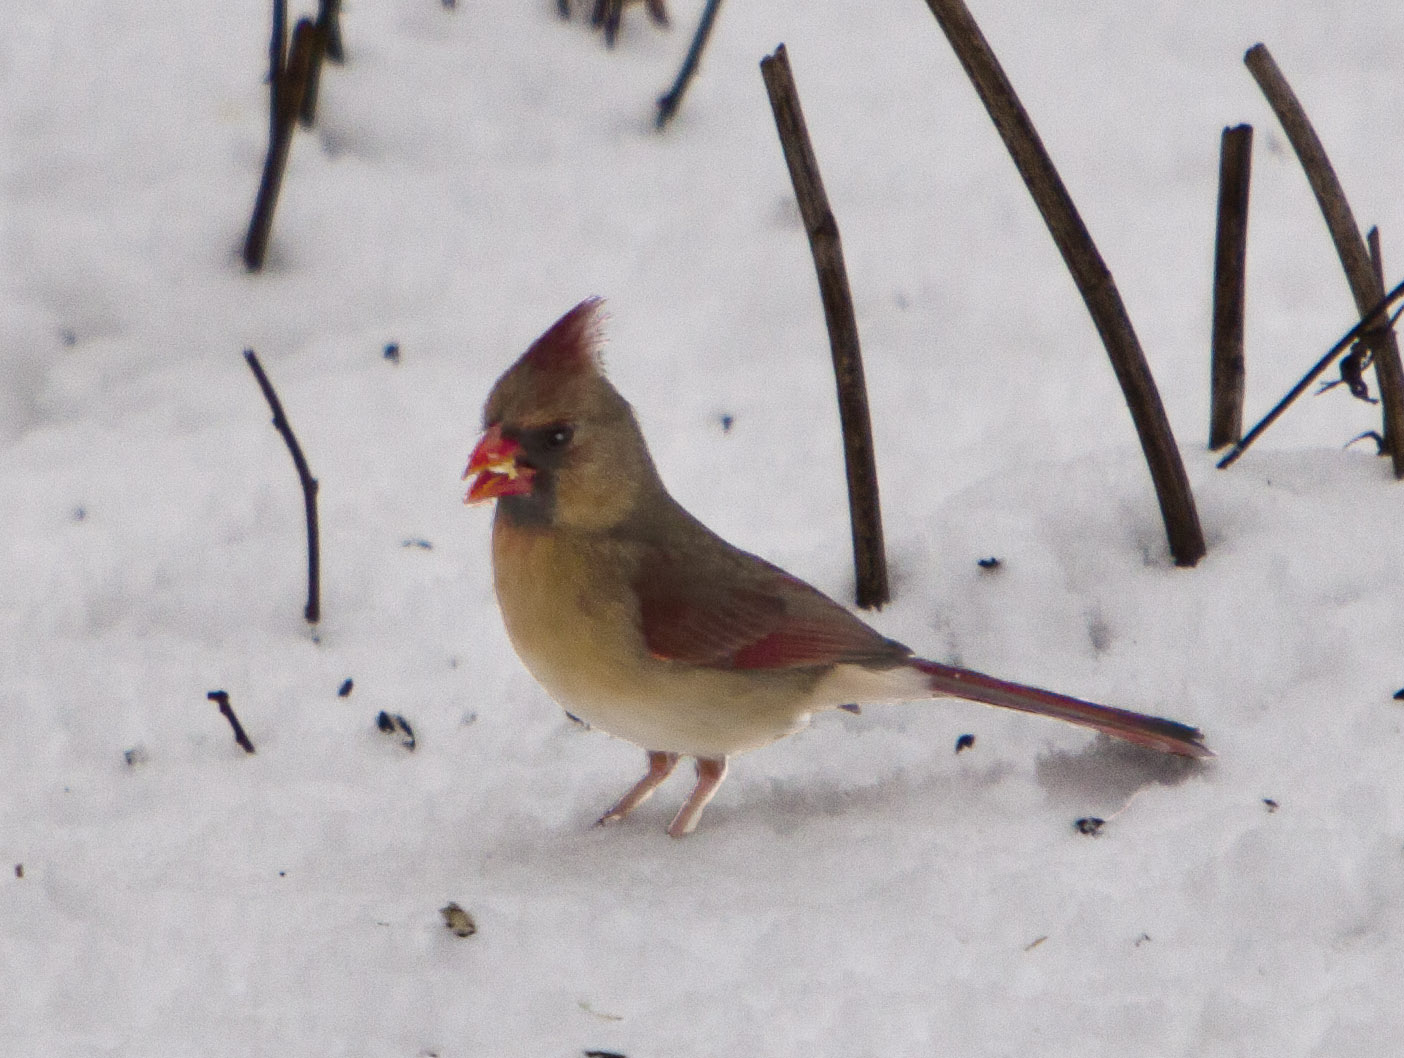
[
  {"left": 656, "top": 0, "right": 723, "bottom": 129},
  {"left": 299, "top": 18, "right": 330, "bottom": 128},
  {"left": 1244, "top": 43, "right": 1404, "bottom": 476},
  {"left": 920, "top": 0, "right": 1205, "bottom": 566},
  {"left": 318, "top": 0, "right": 344, "bottom": 64},
  {"left": 268, "top": 0, "right": 287, "bottom": 144},
  {"left": 207, "top": 691, "right": 256, "bottom": 754},
  {"left": 1216, "top": 277, "right": 1404, "bottom": 469},
  {"left": 1368, "top": 228, "right": 1391, "bottom": 431},
  {"left": 243, "top": 349, "right": 322, "bottom": 624},
  {"left": 1209, "top": 124, "right": 1253, "bottom": 450},
  {"left": 760, "top": 43, "right": 889, "bottom": 609},
  {"left": 243, "top": 17, "right": 317, "bottom": 271}
]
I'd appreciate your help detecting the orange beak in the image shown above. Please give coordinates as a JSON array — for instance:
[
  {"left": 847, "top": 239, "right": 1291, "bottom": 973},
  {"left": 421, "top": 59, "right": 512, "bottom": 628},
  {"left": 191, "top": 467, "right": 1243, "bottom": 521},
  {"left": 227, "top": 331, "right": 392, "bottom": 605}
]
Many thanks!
[{"left": 463, "top": 425, "right": 535, "bottom": 504}]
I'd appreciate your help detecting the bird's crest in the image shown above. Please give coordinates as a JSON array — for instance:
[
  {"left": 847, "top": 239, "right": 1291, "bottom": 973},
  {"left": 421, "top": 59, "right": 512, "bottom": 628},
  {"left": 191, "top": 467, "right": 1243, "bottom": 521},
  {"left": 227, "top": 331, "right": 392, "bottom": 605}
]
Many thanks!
[{"left": 519, "top": 297, "right": 606, "bottom": 376}]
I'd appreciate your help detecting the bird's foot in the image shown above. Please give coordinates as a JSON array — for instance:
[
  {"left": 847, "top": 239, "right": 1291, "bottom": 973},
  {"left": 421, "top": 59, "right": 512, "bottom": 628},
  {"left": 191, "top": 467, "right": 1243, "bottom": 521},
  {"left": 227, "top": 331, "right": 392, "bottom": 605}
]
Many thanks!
[
  {"left": 666, "top": 756, "right": 728, "bottom": 838},
  {"left": 596, "top": 750, "right": 679, "bottom": 826}
]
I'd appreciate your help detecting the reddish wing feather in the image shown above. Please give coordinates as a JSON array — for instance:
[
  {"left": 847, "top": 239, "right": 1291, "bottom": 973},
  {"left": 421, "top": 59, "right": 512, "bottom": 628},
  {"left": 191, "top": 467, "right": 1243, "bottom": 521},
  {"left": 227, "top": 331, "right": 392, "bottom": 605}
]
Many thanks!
[
  {"left": 637, "top": 585, "right": 784, "bottom": 667},
  {"left": 730, "top": 621, "right": 891, "bottom": 668},
  {"left": 636, "top": 554, "right": 908, "bottom": 670}
]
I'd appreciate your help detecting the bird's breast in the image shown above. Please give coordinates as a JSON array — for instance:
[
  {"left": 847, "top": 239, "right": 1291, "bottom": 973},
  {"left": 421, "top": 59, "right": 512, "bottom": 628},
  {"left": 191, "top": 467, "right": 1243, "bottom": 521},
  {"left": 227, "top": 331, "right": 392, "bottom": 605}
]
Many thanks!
[
  {"left": 490, "top": 518, "right": 638, "bottom": 684},
  {"left": 489, "top": 516, "right": 823, "bottom": 757}
]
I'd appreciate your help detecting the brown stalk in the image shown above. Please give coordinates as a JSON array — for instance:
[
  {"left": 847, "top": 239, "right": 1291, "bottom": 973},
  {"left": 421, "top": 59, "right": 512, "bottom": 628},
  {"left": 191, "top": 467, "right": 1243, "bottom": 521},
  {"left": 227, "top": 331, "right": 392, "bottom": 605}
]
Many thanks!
[
  {"left": 244, "top": 349, "right": 322, "bottom": 624},
  {"left": 207, "top": 691, "right": 256, "bottom": 754},
  {"left": 243, "top": 17, "right": 317, "bottom": 271},
  {"left": 760, "top": 43, "right": 889, "bottom": 609},
  {"left": 1244, "top": 43, "right": 1404, "bottom": 476},
  {"left": 318, "top": 0, "right": 344, "bottom": 65},
  {"left": 1369, "top": 228, "right": 1388, "bottom": 370},
  {"left": 1209, "top": 125, "right": 1253, "bottom": 450},
  {"left": 269, "top": 0, "right": 287, "bottom": 141},
  {"left": 657, "top": 0, "right": 724, "bottom": 129},
  {"left": 298, "top": 18, "right": 329, "bottom": 128},
  {"left": 919, "top": 0, "right": 1206, "bottom": 566}
]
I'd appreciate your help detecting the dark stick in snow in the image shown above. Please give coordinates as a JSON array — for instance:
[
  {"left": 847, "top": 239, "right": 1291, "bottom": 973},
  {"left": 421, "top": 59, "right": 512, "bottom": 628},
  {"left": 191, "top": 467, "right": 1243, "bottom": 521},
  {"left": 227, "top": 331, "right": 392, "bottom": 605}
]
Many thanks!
[
  {"left": 243, "top": 349, "right": 322, "bottom": 624},
  {"left": 298, "top": 18, "right": 329, "bottom": 128},
  {"left": 1209, "top": 124, "right": 1253, "bottom": 450},
  {"left": 760, "top": 43, "right": 889, "bottom": 609},
  {"left": 1217, "top": 277, "right": 1404, "bottom": 468},
  {"left": 207, "top": 691, "right": 256, "bottom": 754},
  {"left": 920, "top": 0, "right": 1206, "bottom": 567},
  {"left": 656, "top": 0, "right": 723, "bottom": 129},
  {"left": 1244, "top": 43, "right": 1404, "bottom": 476},
  {"left": 318, "top": 0, "right": 344, "bottom": 64},
  {"left": 244, "top": 18, "right": 317, "bottom": 271},
  {"left": 268, "top": 0, "right": 286, "bottom": 145}
]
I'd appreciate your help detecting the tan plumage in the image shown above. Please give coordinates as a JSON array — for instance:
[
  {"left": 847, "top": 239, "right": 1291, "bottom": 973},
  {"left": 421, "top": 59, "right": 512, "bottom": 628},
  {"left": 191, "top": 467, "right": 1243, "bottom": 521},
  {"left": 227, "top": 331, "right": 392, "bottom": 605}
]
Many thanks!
[{"left": 466, "top": 299, "right": 1210, "bottom": 836}]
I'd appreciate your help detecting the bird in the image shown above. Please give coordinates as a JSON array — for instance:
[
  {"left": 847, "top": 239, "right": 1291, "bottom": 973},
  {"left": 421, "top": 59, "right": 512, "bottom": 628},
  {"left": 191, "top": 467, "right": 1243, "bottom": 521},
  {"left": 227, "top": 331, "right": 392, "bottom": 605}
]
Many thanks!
[{"left": 464, "top": 298, "right": 1211, "bottom": 837}]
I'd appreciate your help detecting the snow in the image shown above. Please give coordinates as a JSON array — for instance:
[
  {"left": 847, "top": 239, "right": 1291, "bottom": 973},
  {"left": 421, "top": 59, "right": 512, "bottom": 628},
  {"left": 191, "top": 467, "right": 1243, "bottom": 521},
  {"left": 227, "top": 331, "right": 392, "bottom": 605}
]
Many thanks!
[{"left": 4, "top": 0, "right": 1404, "bottom": 1054}]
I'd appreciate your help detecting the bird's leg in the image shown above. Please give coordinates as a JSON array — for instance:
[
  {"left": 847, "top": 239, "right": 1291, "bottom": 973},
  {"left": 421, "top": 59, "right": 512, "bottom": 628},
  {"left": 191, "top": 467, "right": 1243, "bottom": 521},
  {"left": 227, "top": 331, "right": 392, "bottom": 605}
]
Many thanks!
[
  {"left": 667, "top": 756, "right": 728, "bottom": 838},
  {"left": 597, "top": 750, "right": 679, "bottom": 826}
]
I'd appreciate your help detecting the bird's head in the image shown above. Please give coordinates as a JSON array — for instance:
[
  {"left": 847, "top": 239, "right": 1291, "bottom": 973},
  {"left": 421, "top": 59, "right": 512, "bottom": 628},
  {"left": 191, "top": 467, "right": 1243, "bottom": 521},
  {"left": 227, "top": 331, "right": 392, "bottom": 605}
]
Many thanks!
[{"left": 465, "top": 298, "right": 664, "bottom": 530}]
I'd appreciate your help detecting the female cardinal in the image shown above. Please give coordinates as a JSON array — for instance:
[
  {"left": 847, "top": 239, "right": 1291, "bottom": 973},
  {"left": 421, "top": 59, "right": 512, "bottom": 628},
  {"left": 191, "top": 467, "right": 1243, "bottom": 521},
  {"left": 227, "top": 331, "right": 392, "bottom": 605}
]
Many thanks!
[{"left": 465, "top": 299, "right": 1210, "bottom": 837}]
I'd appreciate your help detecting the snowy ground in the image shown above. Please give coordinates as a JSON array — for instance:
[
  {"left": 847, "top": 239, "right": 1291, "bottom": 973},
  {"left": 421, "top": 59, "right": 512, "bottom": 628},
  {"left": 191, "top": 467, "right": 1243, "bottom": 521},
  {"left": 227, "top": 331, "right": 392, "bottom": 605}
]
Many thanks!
[{"left": 4, "top": 1, "right": 1404, "bottom": 1054}]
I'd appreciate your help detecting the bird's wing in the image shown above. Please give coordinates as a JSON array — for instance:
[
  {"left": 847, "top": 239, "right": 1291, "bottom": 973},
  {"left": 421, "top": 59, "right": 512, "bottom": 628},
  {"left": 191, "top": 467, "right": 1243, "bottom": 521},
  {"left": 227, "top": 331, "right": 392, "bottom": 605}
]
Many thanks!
[{"left": 633, "top": 543, "right": 910, "bottom": 671}]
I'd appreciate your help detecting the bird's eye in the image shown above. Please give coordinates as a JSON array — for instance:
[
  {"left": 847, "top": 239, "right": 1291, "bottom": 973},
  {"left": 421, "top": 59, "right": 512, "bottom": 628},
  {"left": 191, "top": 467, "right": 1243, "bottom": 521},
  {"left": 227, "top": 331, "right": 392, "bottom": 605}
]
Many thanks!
[{"left": 543, "top": 424, "right": 574, "bottom": 449}]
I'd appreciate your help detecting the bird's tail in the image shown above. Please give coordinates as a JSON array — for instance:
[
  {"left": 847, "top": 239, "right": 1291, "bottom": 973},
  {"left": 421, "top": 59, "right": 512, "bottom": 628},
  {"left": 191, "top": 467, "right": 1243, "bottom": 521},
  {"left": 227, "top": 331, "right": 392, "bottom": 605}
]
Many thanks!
[{"left": 911, "top": 658, "right": 1211, "bottom": 758}]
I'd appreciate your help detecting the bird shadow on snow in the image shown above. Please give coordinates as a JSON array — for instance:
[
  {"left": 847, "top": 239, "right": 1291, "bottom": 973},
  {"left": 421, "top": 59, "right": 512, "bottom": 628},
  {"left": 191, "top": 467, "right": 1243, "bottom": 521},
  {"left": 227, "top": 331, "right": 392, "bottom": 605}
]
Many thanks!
[
  {"left": 748, "top": 736, "right": 1205, "bottom": 834},
  {"left": 1034, "top": 736, "right": 1205, "bottom": 816}
]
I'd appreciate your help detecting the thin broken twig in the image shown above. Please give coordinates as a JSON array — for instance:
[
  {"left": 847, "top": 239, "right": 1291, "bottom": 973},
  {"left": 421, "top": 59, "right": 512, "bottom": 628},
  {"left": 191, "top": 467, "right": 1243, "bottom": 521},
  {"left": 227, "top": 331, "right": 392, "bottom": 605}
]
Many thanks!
[
  {"left": 243, "top": 349, "right": 322, "bottom": 623},
  {"left": 760, "top": 43, "right": 889, "bottom": 609},
  {"left": 1216, "top": 277, "right": 1404, "bottom": 468},
  {"left": 656, "top": 0, "right": 723, "bottom": 129},
  {"left": 207, "top": 690, "right": 256, "bottom": 754}
]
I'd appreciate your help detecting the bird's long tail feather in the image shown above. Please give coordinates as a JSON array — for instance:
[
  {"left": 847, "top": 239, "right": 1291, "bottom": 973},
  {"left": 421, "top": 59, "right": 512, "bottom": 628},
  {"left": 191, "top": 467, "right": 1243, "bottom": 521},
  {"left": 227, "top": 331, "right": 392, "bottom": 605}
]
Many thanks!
[{"left": 911, "top": 658, "right": 1211, "bottom": 758}]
